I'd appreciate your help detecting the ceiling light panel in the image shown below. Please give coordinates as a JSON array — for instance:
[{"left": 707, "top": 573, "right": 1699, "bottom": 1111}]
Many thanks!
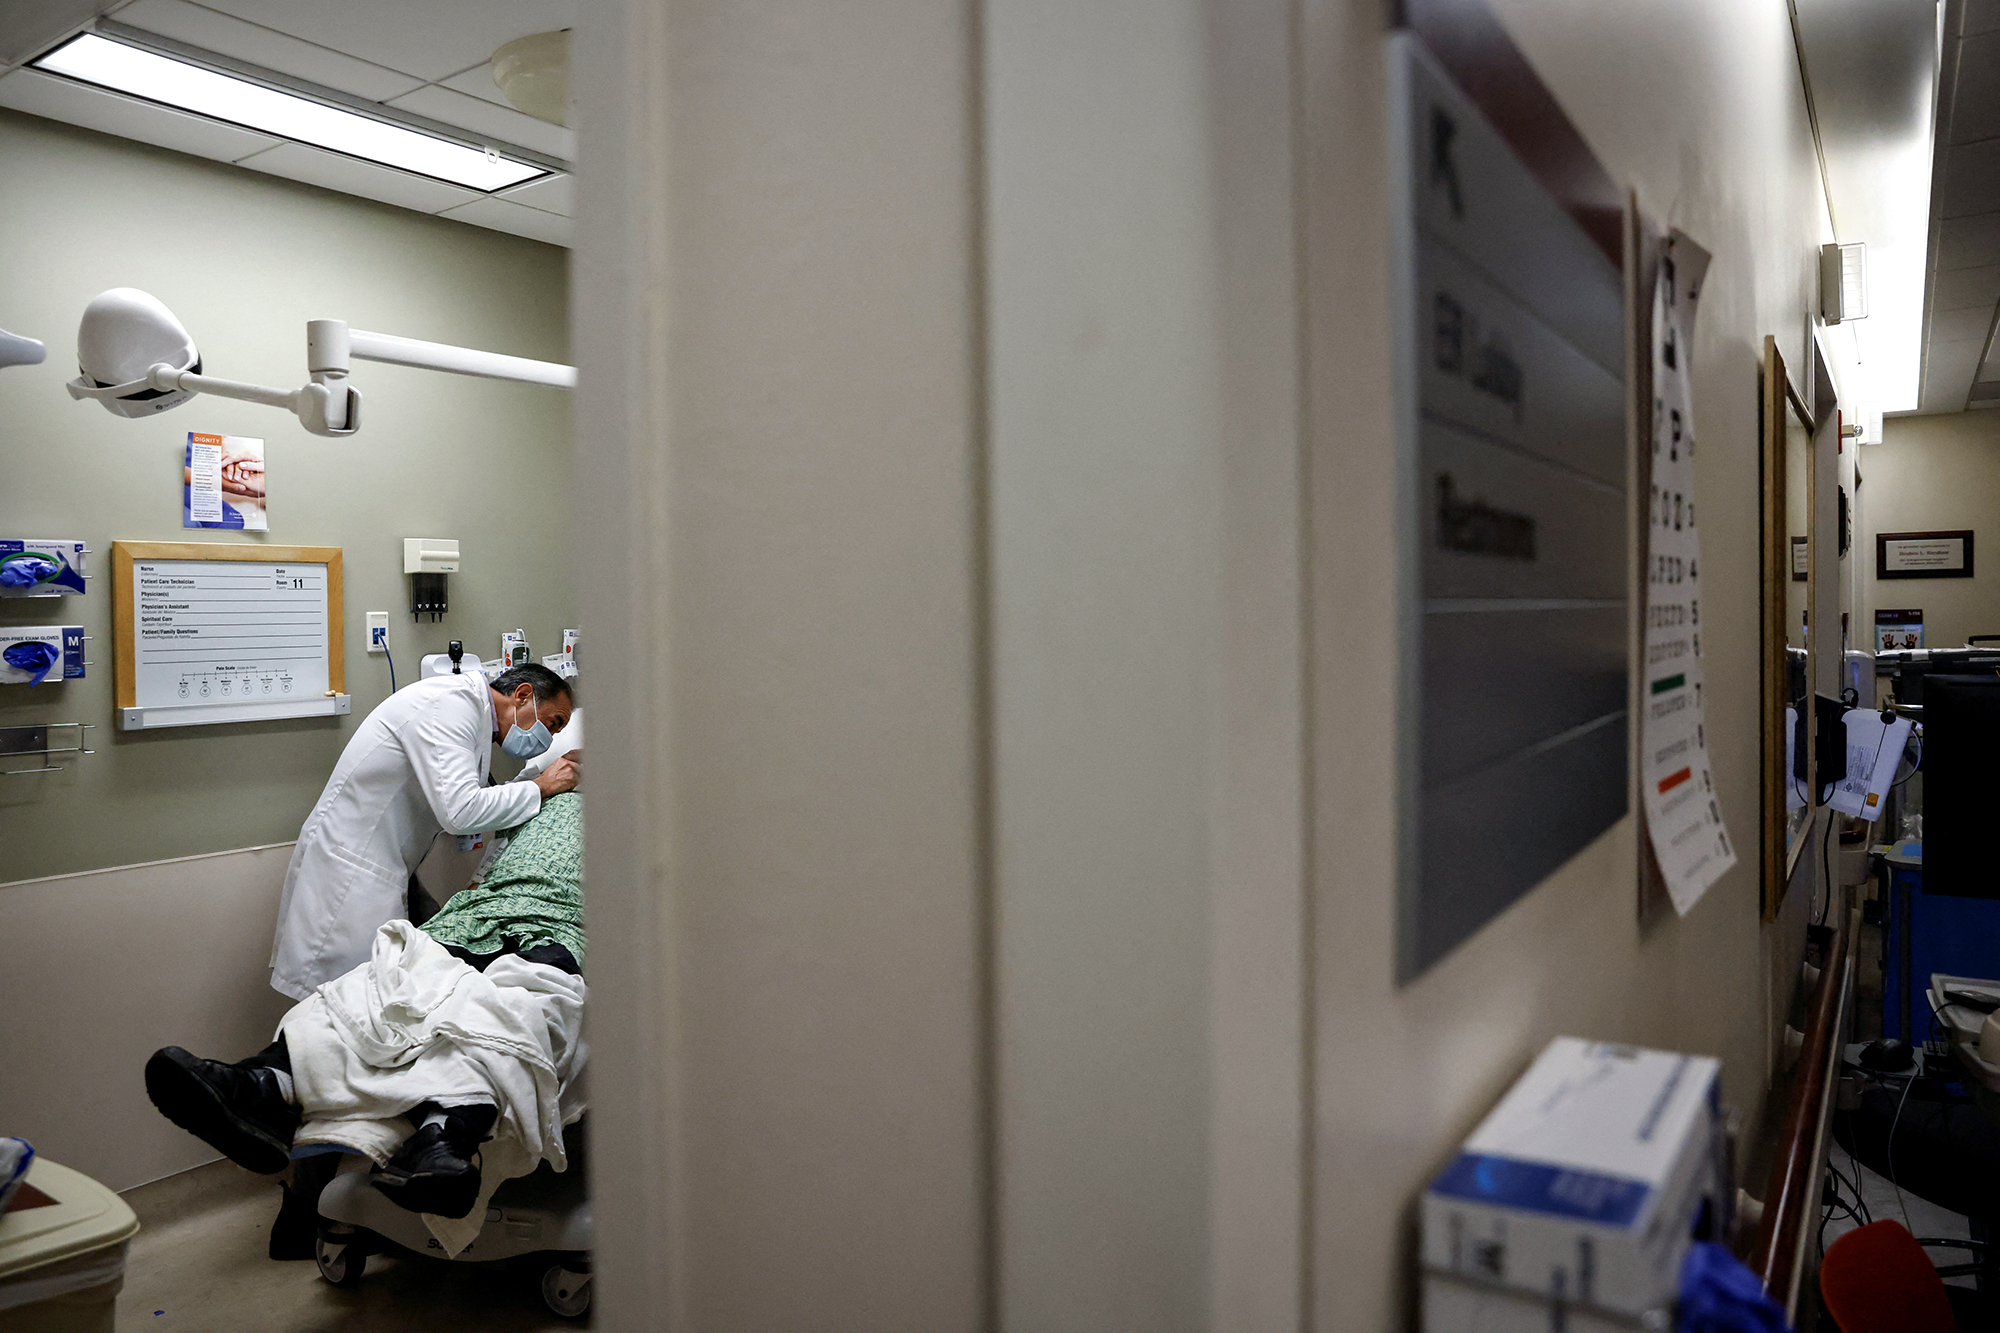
[{"left": 32, "top": 33, "right": 544, "bottom": 192}]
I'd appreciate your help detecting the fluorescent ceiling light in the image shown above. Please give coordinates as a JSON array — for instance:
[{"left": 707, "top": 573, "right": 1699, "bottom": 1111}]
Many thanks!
[{"left": 33, "top": 33, "right": 543, "bottom": 192}]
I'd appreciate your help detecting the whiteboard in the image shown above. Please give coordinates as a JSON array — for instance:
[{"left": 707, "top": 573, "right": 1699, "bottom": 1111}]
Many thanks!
[{"left": 113, "top": 542, "right": 349, "bottom": 729}]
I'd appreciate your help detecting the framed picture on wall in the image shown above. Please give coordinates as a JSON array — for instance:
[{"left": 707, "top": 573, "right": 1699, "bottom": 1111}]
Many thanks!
[{"left": 1877, "top": 530, "right": 1973, "bottom": 580}]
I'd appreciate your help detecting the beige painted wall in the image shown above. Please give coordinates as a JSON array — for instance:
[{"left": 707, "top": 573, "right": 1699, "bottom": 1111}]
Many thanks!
[
  {"left": 1302, "top": 0, "right": 1832, "bottom": 1327},
  {"left": 574, "top": 1, "right": 987, "bottom": 1328},
  {"left": 574, "top": 0, "right": 1838, "bottom": 1329},
  {"left": 0, "top": 108, "right": 574, "bottom": 883},
  {"left": 1864, "top": 412, "right": 2000, "bottom": 648},
  {"left": 0, "top": 845, "right": 294, "bottom": 1191}
]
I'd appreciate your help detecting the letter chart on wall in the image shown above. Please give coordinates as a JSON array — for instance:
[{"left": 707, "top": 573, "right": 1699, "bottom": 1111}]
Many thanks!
[{"left": 1641, "top": 233, "right": 1734, "bottom": 914}]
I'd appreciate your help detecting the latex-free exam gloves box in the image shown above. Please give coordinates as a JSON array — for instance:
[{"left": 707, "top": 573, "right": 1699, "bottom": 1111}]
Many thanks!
[
  {"left": 1422, "top": 1038, "right": 1722, "bottom": 1324},
  {"left": 0, "top": 627, "right": 85, "bottom": 686}
]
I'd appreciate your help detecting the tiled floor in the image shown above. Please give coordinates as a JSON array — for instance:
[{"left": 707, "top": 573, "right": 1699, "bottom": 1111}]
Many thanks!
[{"left": 117, "top": 1161, "right": 586, "bottom": 1331}]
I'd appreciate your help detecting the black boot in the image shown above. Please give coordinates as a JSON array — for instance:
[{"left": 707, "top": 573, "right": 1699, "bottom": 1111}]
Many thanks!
[
  {"left": 144, "top": 1046, "right": 299, "bottom": 1175},
  {"left": 369, "top": 1104, "right": 497, "bottom": 1220},
  {"left": 270, "top": 1154, "right": 339, "bottom": 1260}
]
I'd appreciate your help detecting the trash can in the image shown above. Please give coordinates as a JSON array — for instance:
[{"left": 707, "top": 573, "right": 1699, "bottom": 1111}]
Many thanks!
[{"left": 0, "top": 1157, "right": 140, "bottom": 1333}]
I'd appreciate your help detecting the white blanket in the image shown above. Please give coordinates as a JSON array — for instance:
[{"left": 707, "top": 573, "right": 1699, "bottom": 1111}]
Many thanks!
[{"left": 282, "top": 920, "right": 588, "bottom": 1255}]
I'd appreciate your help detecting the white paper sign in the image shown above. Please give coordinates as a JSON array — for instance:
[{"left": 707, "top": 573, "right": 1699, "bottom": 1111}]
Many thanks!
[
  {"left": 1827, "top": 710, "right": 1913, "bottom": 821},
  {"left": 1642, "top": 232, "right": 1736, "bottom": 914}
]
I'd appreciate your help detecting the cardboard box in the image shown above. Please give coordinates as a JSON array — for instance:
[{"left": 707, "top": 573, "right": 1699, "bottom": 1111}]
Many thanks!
[
  {"left": 1424, "top": 1269, "right": 1664, "bottom": 1333},
  {"left": 0, "top": 626, "right": 84, "bottom": 685},
  {"left": 0, "top": 540, "right": 86, "bottom": 597},
  {"left": 1421, "top": 1038, "right": 1721, "bottom": 1317}
]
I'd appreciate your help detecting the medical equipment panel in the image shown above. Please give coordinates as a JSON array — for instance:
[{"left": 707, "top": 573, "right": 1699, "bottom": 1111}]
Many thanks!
[
  {"left": 500, "top": 629, "right": 529, "bottom": 668},
  {"left": 542, "top": 627, "right": 577, "bottom": 679},
  {"left": 404, "top": 537, "right": 458, "bottom": 621},
  {"left": 0, "top": 540, "right": 87, "bottom": 597},
  {"left": 111, "top": 540, "right": 350, "bottom": 729}
]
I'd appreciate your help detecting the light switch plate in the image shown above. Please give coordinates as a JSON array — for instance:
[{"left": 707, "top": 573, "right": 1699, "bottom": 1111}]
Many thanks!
[{"left": 366, "top": 611, "right": 389, "bottom": 653}]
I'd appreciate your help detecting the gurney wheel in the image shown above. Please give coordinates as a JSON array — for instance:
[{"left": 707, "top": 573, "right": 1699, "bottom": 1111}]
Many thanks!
[
  {"left": 316, "top": 1236, "right": 366, "bottom": 1287},
  {"left": 541, "top": 1263, "right": 593, "bottom": 1319}
]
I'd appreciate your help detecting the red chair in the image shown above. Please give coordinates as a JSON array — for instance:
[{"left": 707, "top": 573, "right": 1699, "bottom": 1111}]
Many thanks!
[{"left": 1820, "top": 1220, "right": 1983, "bottom": 1333}]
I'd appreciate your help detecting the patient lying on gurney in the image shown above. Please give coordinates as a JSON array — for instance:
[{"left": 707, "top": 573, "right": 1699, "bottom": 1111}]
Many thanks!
[{"left": 144, "top": 792, "right": 585, "bottom": 1223}]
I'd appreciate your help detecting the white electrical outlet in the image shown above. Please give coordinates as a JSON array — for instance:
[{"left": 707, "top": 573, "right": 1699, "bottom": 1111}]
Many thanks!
[{"left": 367, "top": 611, "right": 390, "bottom": 653}]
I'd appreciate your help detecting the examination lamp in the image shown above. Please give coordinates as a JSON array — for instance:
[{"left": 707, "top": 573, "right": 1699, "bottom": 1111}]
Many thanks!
[{"left": 66, "top": 287, "right": 575, "bottom": 437}]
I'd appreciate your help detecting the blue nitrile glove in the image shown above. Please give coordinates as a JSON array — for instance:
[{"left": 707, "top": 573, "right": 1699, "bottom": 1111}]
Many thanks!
[
  {"left": 1677, "top": 1242, "right": 1791, "bottom": 1333},
  {"left": 0, "top": 1140, "right": 32, "bottom": 1213},
  {"left": 0, "top": 555, "right": 59, "bottom": 588},
  {"left": 3, "top": 640, "right": 61, "bottom": 686}
]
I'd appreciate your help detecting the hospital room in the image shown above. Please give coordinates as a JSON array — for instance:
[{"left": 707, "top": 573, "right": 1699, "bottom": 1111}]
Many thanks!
[
  {"left": 16, "top": 1, "right": 2000, "bottom": 1332},
  {"left": 0, "top": 0, "right": 589, "bottom": 1326}
]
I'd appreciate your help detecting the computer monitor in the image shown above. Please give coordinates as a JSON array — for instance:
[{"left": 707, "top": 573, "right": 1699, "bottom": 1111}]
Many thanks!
[
  {"left": 1897, "top": 648, "right": 2000, "bottom": 707},
  {"left": 1919, "top": 674, "right": 2000, "bottom": 898},
  {"left": 1793, "top": 693, "right": 1848, "bottom": 802}
]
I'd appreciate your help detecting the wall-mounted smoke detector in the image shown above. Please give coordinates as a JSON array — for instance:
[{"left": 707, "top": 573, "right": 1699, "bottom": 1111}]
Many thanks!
[
  {"left": 492, "top": 31, "right": 570, "bottom": 128},
  {"left": 1819, "top": 242, "right": 1867, "bottom": 324}
]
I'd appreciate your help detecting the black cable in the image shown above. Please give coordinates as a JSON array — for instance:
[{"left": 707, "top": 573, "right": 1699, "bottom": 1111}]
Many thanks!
[{"left": 1892, "top": 729, "right": 1923, "bottom": 790}]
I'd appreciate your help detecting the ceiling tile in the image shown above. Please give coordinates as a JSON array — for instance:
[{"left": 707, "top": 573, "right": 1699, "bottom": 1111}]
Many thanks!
[
  {"left": 112, "top": 0, "right": 424, "bottom": 103},
  {"left": 1966, "top": 0, "right": 2000, "bottom": 38},
  {"left": 1934, "top": 263, "right": 2000, "bottom": 309},
  {"left": 0, "top": 0, "right": 99, "bottom": 68},
  {"left": 0, "top": 65, "right": 279, "bottom": 164},
  {"left": 1940, "top": 139, "right": 2000, "bottom": 218},
  {"left": 1950, "top": 32, "right": 2000, "bottom": 145},
  {"left": 437, "top": 195, "right": 570, "bottom": 247},
  {"left": 382, "top": 81, "right": 572, "bottom": 161},
  {"left": 497, "top": 171, "right": 572, "bottom": 216},
  {"left": 1939, "top": 210, "right": 2000, "bottom": 268},
  {"left": 439, "top": 63, "right": 513, "bottom": 109},
  {"left": 386, "top": 83, "right": 572, "bottom": 161},
  {"left": 237, "top": 140, "right": 478, "bottom": 214},
  {"left": 191, "top": 0, "right": 575, "bottom": 83},
  {"left": 1921, "top": 337, "right": 1985, "bottom": 412},
  {"left": 1932, "top": 304, "right": 1997, "bottom": 342}
]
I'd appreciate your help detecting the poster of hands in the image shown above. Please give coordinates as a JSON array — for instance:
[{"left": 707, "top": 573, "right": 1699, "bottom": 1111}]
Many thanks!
[{"left": 183, "top": 431, "right": 267, "bottom": 531}]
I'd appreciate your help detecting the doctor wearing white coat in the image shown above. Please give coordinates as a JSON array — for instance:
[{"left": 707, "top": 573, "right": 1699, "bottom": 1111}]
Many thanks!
[{"left": 269, "top": 661, "right": 579, "bottom": 1000}]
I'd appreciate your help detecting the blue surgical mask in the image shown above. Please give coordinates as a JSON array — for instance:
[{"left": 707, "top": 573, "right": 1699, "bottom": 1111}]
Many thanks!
[{"left": 502, "top": 693, "right": 554, "bottom": 759}]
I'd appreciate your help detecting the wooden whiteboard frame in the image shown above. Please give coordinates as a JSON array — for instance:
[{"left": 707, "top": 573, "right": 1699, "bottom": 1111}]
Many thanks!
[{"left": 112, "top": 540, "right": 345, "bottom": 716}]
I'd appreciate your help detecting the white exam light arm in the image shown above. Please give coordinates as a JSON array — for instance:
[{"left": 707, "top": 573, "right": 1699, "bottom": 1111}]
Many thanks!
[
  {"left": 66, "top": 290, "right": 571, "bottom": 437},
  {"left": 341, "top": 325, "right": 575, "bottom": 389},
  {"left": 0, "top": 328, "right": 46, "bottom": 369}
]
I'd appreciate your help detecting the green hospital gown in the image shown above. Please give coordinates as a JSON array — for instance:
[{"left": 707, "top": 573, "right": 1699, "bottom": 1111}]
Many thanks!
[{"left": 422, "top": 791, "right": 586, "bottom": 968}]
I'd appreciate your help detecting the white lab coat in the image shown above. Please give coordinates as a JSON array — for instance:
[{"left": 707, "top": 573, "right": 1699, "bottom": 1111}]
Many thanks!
[{"left": 269, "top": 668, "right": 541, "bottom": 999}]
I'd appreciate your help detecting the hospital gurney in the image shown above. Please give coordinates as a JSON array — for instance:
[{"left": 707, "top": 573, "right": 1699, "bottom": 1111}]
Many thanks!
[{"left": 311, "top": 1117, "right": 593, "bottom": 1319}]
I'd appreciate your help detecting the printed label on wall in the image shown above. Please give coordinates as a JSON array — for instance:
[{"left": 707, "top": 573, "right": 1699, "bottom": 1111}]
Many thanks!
[
  {"left": 1641, "top": 232, "right": 1735, "bottom": 915},
  {"left": 1391, "top": 33, "right": 1629, "bottom": 979}
]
